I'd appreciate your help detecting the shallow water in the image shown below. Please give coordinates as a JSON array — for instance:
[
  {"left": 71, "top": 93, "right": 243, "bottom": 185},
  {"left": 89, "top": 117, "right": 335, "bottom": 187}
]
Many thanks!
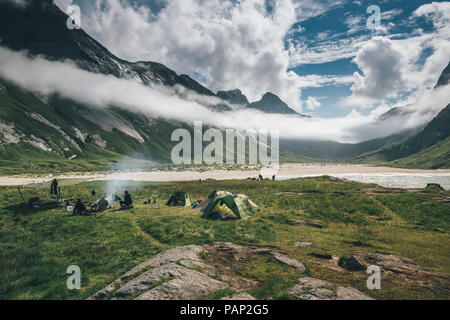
[{"left": 280, "top": 173, "right": 450, "bottom": 190}]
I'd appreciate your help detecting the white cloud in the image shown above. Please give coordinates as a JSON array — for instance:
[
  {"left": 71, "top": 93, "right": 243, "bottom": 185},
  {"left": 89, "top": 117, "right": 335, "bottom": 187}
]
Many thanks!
[
  {"left": 1, "top": 46, "right": 449, "bottom": 144},
  {"left": 350, "top": 37, "right": 408, "bottom": 101},
  {"left": 55, "top": 0, "right": 309, "bottom": 111},
  {"left": 343, "top": 2, "right": 450, "bottom": 107},
  {"left": 303, "top": 96, "right": 321, "bottom": 110}
]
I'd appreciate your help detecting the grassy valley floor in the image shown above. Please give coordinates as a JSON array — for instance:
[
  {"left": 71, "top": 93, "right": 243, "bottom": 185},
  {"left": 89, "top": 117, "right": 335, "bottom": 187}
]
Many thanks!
[{"left": 0, "top": 177, "right": 449, "bottom": 300}]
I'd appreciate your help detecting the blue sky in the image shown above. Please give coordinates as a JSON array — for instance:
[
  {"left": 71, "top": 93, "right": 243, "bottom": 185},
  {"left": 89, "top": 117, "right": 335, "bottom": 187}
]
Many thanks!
[
  {"left": 56, "top": 0, "right": 450, "bottom": 118},
  {"left": 285, "top": 0, "right": 444, "bottom": 117}
]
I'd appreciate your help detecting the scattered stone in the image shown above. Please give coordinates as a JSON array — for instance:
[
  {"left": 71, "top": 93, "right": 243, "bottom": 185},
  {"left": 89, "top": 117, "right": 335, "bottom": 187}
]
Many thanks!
[
  {"left": 343, "top": 253, "right": 450, "bottom": 295},
  {"left": 359, "top": 188, "right": 403, "bottom": 196},
  {"left": 338, "top": 255, "right": 366, "bottom": 271},
  {"left": 287, "top": 219, "right": 323, "bottom": 229},
  {"left": 287, "top": 277, "right": 373, "bottom": 301},
  {"left": 92, "top": 243, "right": 448, "bottom": 301},
  {"left": 221, "top": 293, "right": 256, "bottom": 300},
  {"left": 293, "top": 242, "right": 313, "bottom": 248},
  {"left": 336, "top": 287, "right": 374, "bottom": 300},
  {"left": 254, "top": 248, "right": 273, "bottom": 255},
  {"left": 273, "top": 254, "right": 306, "bottom": 273},
  {"left": 310, "top": 252, "right": 333, "bottom": 260},
  {"left": 274, "top": 192, "right": 304, "bottom": 196}
]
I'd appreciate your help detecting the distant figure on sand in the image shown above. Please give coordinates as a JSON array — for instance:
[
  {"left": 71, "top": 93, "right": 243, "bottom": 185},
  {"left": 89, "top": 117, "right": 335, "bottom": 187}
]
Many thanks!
[
  {"left": 272, "top": 175, "right": 276, "bottom": 181},
  {"left": 50, "top": 179, "right": 58, "bottom": 196},
  {"left": 73, "top": 198, "right": 87, "bottom": 216}
]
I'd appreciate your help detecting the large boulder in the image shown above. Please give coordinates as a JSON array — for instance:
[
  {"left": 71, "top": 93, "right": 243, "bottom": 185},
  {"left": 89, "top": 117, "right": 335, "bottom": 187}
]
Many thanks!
[{"left": 287, "top": 277, "right": 373, "bottom": 301}]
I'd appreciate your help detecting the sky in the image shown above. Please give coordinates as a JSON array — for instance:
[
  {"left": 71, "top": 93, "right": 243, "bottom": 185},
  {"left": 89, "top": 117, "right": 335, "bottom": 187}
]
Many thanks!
[
  {"left": 51, "top": 0, "right": 450, "bottom": 118},
  {"left": 1, "top": 0, "right": 450, "bottom": 144}
]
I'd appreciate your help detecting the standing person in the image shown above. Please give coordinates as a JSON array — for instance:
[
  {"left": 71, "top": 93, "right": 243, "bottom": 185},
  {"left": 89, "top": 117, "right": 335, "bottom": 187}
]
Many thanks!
[
  {"left": 50, "top": 179, "right": 58, "bottom": 196},
  {"left": 272, "top": 175, "right": 276, "bottom": 181}
]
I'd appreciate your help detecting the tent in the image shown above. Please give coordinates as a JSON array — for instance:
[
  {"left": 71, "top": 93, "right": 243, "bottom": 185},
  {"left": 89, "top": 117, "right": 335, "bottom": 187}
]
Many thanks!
[
  {"left": 197, "top": 191, "right": 257, "bottom": 219},
  {"left": 166, "top": 191, "right": 191, "bottom": 207}
]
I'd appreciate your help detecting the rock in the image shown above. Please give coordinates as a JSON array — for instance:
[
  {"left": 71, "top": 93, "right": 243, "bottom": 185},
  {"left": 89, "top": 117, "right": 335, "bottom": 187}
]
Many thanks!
[
  {"left": 310, "top": 252, "right": 333, "bottom": 260},
  {"left": 90, "top": 243, "right": 275, "bottom": 300},
  {"left": 122, "top": 245, "right": 205, "bottom": 279},
  {"left": 135, "top": 269, "right": 228, "bottom": 300},
  {"left": 178, "top": 259, "right": 216, "bottom": 276},
  {"left": 254, "top": 248, "right": 273, "bottom": 255},
  {"left": 206, "top": 242, "right": 271, "bottom": 261},
  {"left": 352, "top": 253, "right": 422, "bottom": 274},
  {"left": 89, "top": 244, "right": 227, "bottom": 300},
  {"left": 273, "top": 254, "right": 306, "bottom": 273},
  {"left": 293, "top": 242, "right": 313, "bottom": 248},
  {"left": 338, "top": 255, "right": 366, "bottom": 271},
  {"left": 336, "top": 287, "right": 374, "bottom": 300},
  {"left": 221, "top": 293, "right": 256, "bottom": 300},
  {"left": 292, "top": 277, "right": 332, "bottom": 291},
  {"left": 288, "top": 277, "right": 374, "bottom": 301},
  {"left": 274, "top": 192, "right": 304, "bottom": 196},
  {"left": 287, "top": 219, "right": 323, "bottom": 228},
  {"left": 343, "top": 253, "right": 450, "bottom": 295}
]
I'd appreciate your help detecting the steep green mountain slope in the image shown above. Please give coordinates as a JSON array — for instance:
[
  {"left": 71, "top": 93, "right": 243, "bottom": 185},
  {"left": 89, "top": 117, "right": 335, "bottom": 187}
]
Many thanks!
[
  {"left": 281, "top": 129, "right": 418, "bottom": 161},
  {"left": 0, "top": 78, "right": 185, "bottom": 171},
  {"left": 357, "top": 104, "right": 450, "bottom": 168},
  {"left": 392, "top": 136, "right": 450, "bottom": 169}
]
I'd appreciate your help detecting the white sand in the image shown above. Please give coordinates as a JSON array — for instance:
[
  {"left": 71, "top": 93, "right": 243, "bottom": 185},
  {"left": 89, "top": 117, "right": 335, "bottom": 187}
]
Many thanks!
[{"left": 1, "top": 164, "right": 449, "bottom": 186}]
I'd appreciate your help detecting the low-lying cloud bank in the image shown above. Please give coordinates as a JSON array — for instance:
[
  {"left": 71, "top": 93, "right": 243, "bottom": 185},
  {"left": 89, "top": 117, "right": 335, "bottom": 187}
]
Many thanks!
[{"left": 0, "top": 46, "right": 449, "bottom": 144}]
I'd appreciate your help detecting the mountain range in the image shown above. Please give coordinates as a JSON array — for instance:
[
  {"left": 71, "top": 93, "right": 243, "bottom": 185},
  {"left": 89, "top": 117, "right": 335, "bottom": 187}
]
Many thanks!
[{"left": 0, "top": 0, "right": 448, "bottom": 172}]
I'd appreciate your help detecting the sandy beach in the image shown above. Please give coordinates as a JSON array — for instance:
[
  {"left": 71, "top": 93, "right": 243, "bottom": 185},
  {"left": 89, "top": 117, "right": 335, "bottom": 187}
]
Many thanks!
[{"left": 1, "top": 163, "right": 450, "bottom": 186}]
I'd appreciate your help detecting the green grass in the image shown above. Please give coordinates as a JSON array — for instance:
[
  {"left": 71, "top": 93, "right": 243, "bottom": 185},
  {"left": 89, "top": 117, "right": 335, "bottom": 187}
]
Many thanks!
[{"left": 0, "top": 177, "right": 449, "bottom": 300}]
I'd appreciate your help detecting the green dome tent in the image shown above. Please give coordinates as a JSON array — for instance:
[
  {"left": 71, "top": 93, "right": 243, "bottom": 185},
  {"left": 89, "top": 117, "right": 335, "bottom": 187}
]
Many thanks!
[
  {"left": 166, "top": 191, "right": 191, "bottom": 207},
  {"left": 196, "top": 191, "right": 257, "bottom": 219}
]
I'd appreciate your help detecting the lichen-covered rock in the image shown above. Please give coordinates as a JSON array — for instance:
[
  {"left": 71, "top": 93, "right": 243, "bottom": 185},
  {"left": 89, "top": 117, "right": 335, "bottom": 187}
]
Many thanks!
[
  {"left": 348, "top": 253, "right": 450, "bottom": 295},
  {"left": 338, "top": 255, "right": 366, "bottom": 271},
  {"left": 336, "top": 287, "right": 374, "bottom": 300},
  {"left": 288, "top": 277, "right": 374, "bottom": 301},
  {"left": 287, "top": 219, "right": 323, "bottom": 228},
  {"left": 221, "top": 293, "right": 256, "bottom": 300},
  {"left": 293, "top": 242, "right": 313, "bottom": 248},
  {"left": 274, "top": 254, "right": 306, "bottom": 273}
]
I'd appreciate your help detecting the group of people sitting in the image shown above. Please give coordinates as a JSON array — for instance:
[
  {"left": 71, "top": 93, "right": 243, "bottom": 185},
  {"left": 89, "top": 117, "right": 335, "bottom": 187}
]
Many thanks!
[{"left": 72, "top": 191, "right": 133, "bottom": 216}]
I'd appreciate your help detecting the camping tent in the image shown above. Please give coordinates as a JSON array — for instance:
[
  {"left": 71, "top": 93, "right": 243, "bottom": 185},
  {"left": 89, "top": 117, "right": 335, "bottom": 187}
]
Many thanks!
[
  {"left": 196, "top": 191, "right": 257, "bottom": 219},
  {"left": 166, "top": 191, "right": 191, "bottom": 207}
]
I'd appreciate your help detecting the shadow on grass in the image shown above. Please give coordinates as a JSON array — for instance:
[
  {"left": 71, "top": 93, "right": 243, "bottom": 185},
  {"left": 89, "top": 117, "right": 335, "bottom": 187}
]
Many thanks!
[{"left": 1, "top": 202, "right": 60, "bottom": 215}]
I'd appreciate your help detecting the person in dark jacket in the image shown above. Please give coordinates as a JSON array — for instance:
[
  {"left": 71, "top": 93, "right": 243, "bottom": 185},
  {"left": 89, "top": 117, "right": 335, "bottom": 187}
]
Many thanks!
[
  {"left": 50, "top": 179, "right": 58, "bottom": 196},
  {"left": 73, "top": 198, "right": 87, "bottom": 216},
  {"left": 98, "top": 195, "right": 109, "bottom": 211},
  {"left": 120, "top": 191, "right": 133, "bottom": 209}
]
